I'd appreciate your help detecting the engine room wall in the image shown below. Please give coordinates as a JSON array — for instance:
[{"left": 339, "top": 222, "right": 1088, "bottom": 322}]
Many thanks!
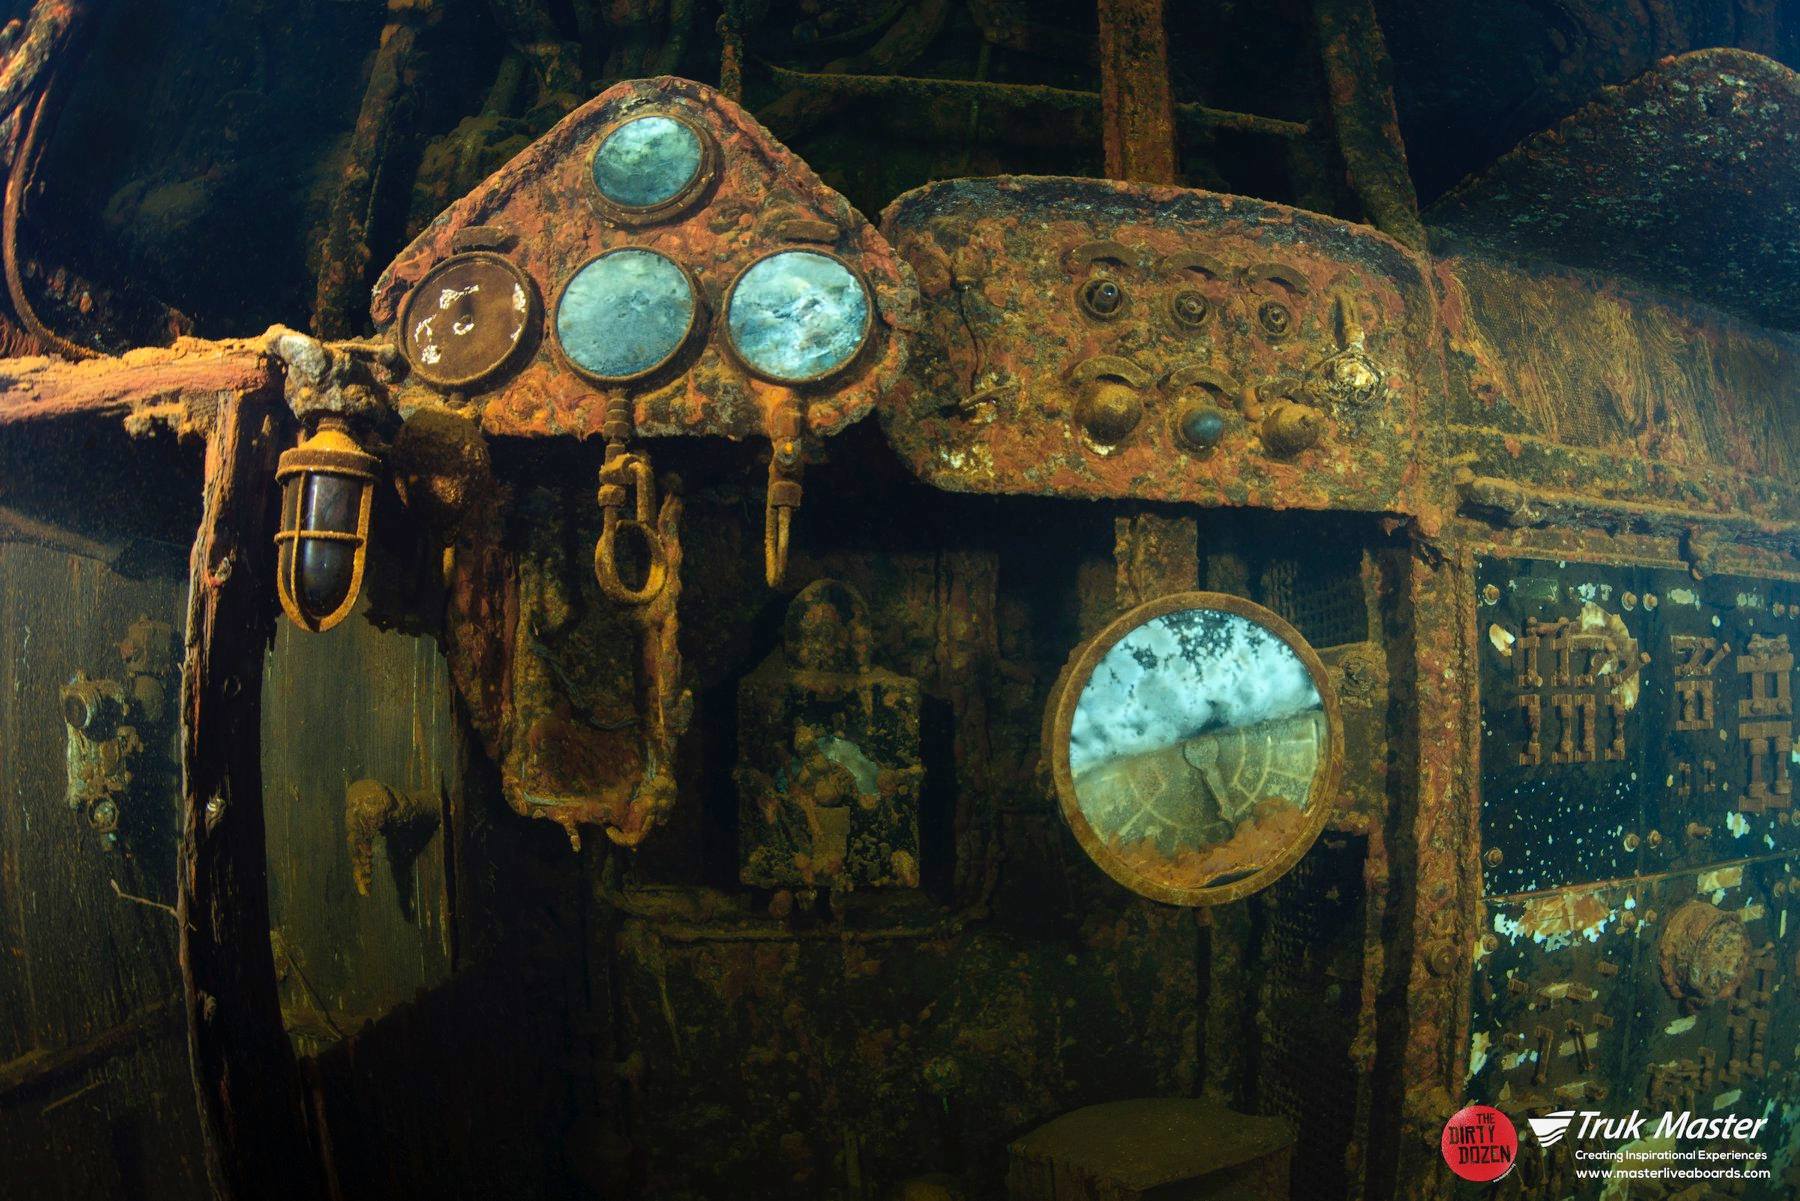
[
  {"left": 258, "top": 593, "right": 595, "bottom": 1200},
  {"left": 549, "top": 432, "right": 1401, "bottom": 1198},
  {"left": 0, "top": 541, "right": 207, "bottom": 1201}
]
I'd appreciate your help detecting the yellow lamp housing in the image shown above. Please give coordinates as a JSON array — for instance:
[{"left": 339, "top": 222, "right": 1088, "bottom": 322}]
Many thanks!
[{"left": 274, "top": 418, "right": 378, "bottom": 633}]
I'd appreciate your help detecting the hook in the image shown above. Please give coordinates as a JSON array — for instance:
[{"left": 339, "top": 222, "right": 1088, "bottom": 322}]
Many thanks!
[{"left": 595, "top": 447, "right": 669, "bottom": 605}]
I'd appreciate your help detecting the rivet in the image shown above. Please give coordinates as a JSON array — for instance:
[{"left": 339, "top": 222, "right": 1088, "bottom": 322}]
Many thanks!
[
  {"left": 1485, "top": 847, "right": 1504, "bottom": 867},
  {"left": 1481, "top": 583, "right": 1501, "bottom": 605}
]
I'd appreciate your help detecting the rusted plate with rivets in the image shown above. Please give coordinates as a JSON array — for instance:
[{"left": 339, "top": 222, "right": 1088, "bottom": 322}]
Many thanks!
[
  {"left": 878, "top": 176, "right": 1438, "bottom": 515},
  {"left": 372, "top": 77, "right": 917, "bottom": 439}
]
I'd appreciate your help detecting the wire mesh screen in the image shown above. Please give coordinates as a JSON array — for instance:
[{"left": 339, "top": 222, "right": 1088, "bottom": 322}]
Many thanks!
[
  {"left": 1256, "top": 833, "right": 1369, "bottom": 1201},
  {"left": 1259, "top": 551, "right": 1368, "bottom": 648}
]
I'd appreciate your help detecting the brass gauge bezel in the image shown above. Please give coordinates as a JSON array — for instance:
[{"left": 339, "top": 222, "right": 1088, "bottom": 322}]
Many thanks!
[
  {"left": 1043, "top": 590, "right": 1344, "bottom": 906},
  {"left": 398, "top": 251, "right": 540, "bottom": 391},
  {"left": 720, "top": 248, "right": 877, "bottom": 386},
  {"left": 587, "top": 111, "right": 721, "bottom": 226},
  {"left": 551, "top": 247, "right": 706, "bottom": 386}
]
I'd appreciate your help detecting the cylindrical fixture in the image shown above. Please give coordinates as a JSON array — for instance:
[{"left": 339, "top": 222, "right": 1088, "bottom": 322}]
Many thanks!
[{"left": 274, "top": 418, "right": 378, "bottom": 632}]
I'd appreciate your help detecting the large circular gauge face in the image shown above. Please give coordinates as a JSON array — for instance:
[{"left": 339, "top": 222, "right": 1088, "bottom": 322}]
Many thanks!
[
  {"left": 724, "top": 250, "right": 872, "bottom": 384},
  {"left": 400, "top": 252, "right": 537, "bottom": 389},
  {"left": 554, "top": 248, "right": 698, "bottom": 382},
  {"left": 591, "top": 114, "right": 711, "bottom": 214},
  {"left": 1046, "top": 592, "right": 1342, "bottom": 906}
]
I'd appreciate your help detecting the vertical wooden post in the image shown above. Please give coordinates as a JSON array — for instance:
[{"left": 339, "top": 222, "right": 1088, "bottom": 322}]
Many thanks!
[
  {"left": 1096, "top": 0, "right": 1179, "bottom": 185},
  {"left": 177, "top": 387, "right": 325, "bottom": 1201}
]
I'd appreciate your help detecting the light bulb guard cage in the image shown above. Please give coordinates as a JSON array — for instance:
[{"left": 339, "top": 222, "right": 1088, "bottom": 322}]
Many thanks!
[{"left": 273, "top": 422, "right": 379, "bottom": 633}]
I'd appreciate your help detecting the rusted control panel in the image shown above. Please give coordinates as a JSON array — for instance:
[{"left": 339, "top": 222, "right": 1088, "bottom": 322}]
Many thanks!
[
  {"left": 370, "top": 76, "right": 915, "bottom": 442},
  {"left": 1470, "top": 555, "right": 1800, "bottom": 1192},
  {"left": 878, "top": 176, "right": 1436, "bottom": 513}
]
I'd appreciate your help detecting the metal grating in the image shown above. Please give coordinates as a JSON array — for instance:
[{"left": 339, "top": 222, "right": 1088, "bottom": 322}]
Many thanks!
[
  {"left": 1259, "top": 553, "right": 1368, "bottom": 648},
  {"left": 1256, "top": 834, "right": 1369, "bottom": 1201}
]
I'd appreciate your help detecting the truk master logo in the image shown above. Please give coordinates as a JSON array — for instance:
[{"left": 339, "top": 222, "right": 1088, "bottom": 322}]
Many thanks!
[
  {"left": 1526, "top": 1111, "right": 1578, "bottom": 1149},
  {"left": 1528, "top": 1109, "right": 1768, "bottom": 1145},
  {"left": 1449, "top": 1106, "right": 1777, "bottom": 1187}
]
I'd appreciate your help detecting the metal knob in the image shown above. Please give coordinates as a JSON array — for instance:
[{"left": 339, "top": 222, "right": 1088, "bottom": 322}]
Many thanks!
[
  {"left": 1075, "top": 379, "right": 1142, "bottom": 448},
  {"left": 1261, "top": 401, "right": 1324, "bottom": 456}
]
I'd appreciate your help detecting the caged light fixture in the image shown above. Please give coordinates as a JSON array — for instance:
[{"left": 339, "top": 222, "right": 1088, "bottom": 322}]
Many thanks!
[{"left": 273, "top": 417, "right": 379, "bottom": 632}]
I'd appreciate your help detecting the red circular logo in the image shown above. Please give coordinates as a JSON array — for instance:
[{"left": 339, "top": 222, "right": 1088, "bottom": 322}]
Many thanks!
[{"left": 1441, "top": 1105, "right": 1518, "bottom": 1183}]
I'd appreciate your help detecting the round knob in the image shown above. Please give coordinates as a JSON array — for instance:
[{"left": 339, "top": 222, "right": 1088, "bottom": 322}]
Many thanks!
[
  {"left": 1659, "top": 900, "right": 1750, "bottom": 1003},
  {"left": 1261, "top": 401, "right": 1325, "bottom": 455},
  {"left": 1075, "top": 379, "right": 1142, "bottom": 448},
  {"left": 1173, "top": 401, "right": 1227, "bottom": 452}
]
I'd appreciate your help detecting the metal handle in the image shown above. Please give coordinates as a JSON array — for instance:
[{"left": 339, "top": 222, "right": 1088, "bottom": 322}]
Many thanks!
[{"left": 595, "top": 452, "right": 669, "bottom": 604}]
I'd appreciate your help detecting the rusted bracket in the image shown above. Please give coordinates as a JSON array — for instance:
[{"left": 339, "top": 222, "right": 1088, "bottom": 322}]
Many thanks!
[
  {"left": 345, "top": 778, "right": 441, "bottom": 898},
  {"left": 764, "top": 391, "right": 804, "bottom": 589},
  {"left": 595, "top": 396, "right": 670, "bottom": 605},
  {"left": 176, "top": 388, "right": 324, "bottom": 1201}
]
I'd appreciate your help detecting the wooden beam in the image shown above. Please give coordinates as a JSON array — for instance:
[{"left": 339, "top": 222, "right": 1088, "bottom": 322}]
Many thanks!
[
  {"left": 0, "top": 340, "right": 275, "bottom": 431},
  {"left": 0, "top": 997, "right": 183, "bottom": 1105},
  {"left": 176, "top": 387, "right": 324, "bottom": 1201},
  {"left": 1096, "top": 0, "right": 1179, "bottom": 184}
]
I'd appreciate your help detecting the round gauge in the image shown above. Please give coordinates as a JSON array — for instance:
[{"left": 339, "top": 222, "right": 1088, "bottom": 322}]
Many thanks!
[
  {"left": 554, "top": 248, "right": 698, "bottom": 383},
  {"left": 1044, "top": 591, "right": 1343, "bottom": 906},
  {"left": 724, "top": 250, "right": 873, "bottom": 384},
  {"left": 590, "top": 113, "right": 715, "bottom": 217},
  {"left": 399, "top": 252, "right": 537, "bottom": 390}
]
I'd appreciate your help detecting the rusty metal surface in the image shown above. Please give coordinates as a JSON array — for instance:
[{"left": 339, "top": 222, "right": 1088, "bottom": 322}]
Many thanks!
[
  {"left": 370, "top": 76, "right": 916, "bottom": 444},
  {"left": 1477, "top": 556, "right": 1800, "bottom": 897},
  {"left": 1096, "top": 0, "right": 1178, "bottom": 185},
  {"left": 7, "top": 37, "right": 1800, "bottom": 1201},
  {"left": 879, "top": 176, "right": 1438, "bottom": 517},
  {"left": 1468, "top": 862, "right": 1798, "bottom": 1194},
  {"left": 1459, "top": 550, "right": 1800, "bottom": 1199},
  {"left": 1428, "top": 49, "right": 1800, "bottom": 333},
  {"left": 1438, "top": 250, "right": 1800, "bottom": 538}
]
